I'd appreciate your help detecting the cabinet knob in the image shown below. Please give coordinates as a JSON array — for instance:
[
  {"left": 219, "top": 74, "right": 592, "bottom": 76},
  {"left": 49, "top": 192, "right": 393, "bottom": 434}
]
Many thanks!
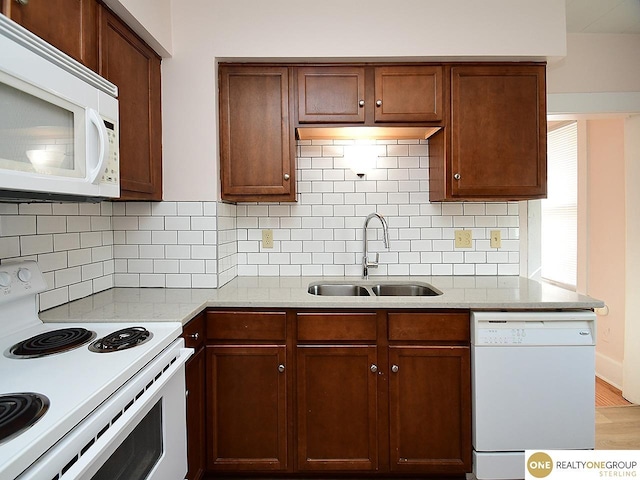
[
  {"left": 376, "top": 99, "right": 382, "bottom": 107},
  {"left": 454, "top": 173, "right": 461, "bottom": 180},
  {"left": 358, "top": 100, "right": 365, "bottom": 107},
  {"left": 278, "top": 364, "right": 285, "bottom": 373},
  {"left": 15, "top": 0, "right": 29, "bottom": 5},
  {"left": 391, "top": 364, "right": 399, "bottom": 373},
  {"left": 283, "top": 173, "right": 290, "bottom": 181},
  {"left": 189, "top": 332, "right": 199, "bottom": 340},
  {"left": 370, "top": 364, "right": 378, "bottom": 373}
]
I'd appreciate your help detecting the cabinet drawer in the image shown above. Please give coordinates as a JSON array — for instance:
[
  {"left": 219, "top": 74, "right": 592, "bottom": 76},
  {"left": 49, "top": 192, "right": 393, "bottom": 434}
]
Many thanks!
[
  {"left": 183, "top": 312, "right": 205, "bottom": 350},
  {"left": 297, "top": 313, "right": 377, "bottom": 341},
  {"left": 207, "top": 311, "right": 286, "bottom": 341},
  {"left": 388, "top": 312, "right": 469, "bottom": 342}
]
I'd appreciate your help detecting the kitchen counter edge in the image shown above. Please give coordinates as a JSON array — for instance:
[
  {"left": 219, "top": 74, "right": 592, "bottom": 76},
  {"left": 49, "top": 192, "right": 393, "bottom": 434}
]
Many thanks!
[{"left": 38, "top": 275, "right": 604, "bottom": 326}]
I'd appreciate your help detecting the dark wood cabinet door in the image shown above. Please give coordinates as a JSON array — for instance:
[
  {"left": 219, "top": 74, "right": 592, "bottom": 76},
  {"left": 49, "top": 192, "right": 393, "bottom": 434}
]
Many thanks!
[
  {"left": 206, "top": 345, "right": 288, "bottom": 471},
  {"left": 374, "top": 66, "right": 443, "bottom": 122},
  {"left": 297, "top": 66, "right": 366, "bottom": 123},
  {"left": 219, "top": 65, "right": 295, "bottom": 202},
  {"left": 4, "top": 0, "right": 98, "bottom": 70},
  {"left": 99, "top": 6, "right": 162, "bottom": 200},
  {"left": 296, "top": 345, "right": 378, "bottom": 471},
  {"left": 185, "top": 347, "right": 205, "bottom": 480},
  {"left": 448, "top": 64, "right": 546, "bottom": 199},
  {"left": 388, "top": 346, "right": 471, "bottom": 474}
]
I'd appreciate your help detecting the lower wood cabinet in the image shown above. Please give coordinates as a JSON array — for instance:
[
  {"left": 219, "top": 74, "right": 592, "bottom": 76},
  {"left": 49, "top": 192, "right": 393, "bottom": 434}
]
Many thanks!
[
  {"left": 199, "top": 308, "right": 471, "bottom": 477},
  {"left": 183, "top": 312, "right": 206, "bottom": 480},
  {"left": 206, "top": 345, "right": 288, "bottom": 471},
  {"left": 388, "top": 346, "right": 471, "bottom": 474},
  {"left": 296, "top": 345, "right": 378, "bottom": 471},
  {"left": 205, "top": 310, "right": 288, "bottom": 472}
]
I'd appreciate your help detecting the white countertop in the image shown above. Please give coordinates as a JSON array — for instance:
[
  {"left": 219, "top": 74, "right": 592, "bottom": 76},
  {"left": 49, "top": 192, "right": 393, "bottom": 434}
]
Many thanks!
[{"left": 39, "top": 276, "right": 604, "bottom": 326}]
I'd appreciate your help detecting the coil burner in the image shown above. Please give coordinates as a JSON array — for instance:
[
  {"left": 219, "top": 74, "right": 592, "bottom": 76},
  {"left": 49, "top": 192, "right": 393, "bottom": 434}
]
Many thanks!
[
  {"left": 89, "top": 327, "right": 153, "bottom": 353},
  {"left": 7, "top": 328, "right": 97, "bottom": 359},
  {"left": 0, "top": 393, "right": 49, "bottom": 444}
]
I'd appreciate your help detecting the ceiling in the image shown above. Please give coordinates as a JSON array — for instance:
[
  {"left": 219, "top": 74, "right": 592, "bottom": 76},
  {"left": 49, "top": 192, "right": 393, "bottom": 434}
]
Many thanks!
[{"left": 566, "top": 0, "right": 640, "bottom": 33}]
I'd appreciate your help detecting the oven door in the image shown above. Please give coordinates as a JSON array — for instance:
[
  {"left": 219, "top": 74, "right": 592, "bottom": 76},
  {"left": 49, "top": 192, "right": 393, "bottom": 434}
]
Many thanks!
[{"left": 18, "top": 339, "right": 193, "bottom": 480}]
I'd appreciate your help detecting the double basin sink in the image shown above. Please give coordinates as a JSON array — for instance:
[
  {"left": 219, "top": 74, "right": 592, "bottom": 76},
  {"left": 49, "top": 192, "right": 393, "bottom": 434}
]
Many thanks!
[{"left": 308, "top": 281, "right": 442, "bottom": 297}]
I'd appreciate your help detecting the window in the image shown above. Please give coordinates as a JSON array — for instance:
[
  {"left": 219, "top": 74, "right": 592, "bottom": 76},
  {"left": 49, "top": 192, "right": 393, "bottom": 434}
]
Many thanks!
[{"left": 541, "top": 121, "right": 578, "bottom": 288}]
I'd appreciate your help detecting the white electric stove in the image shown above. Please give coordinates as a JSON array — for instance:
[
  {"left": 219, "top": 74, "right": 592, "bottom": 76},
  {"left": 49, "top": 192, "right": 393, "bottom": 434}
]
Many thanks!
[{"left": 0, "top": 261, "right": 191, "bottom": 480}]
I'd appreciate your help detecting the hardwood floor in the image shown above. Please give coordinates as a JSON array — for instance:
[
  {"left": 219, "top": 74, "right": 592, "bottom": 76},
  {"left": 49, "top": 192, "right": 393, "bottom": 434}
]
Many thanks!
[
  {"left": 596, "top": 376, "right": 632, "bottom": 407},
  {"left": 595, "top": 377, "right": 639, "bottom": 450},
  {"left": 596, "top": 406, "right": 640, "bottom": 449}
]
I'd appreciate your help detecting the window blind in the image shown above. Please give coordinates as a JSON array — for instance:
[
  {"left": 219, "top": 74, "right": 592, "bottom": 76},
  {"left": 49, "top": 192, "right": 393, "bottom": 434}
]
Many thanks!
[{"left": 541, "top": 122, "right": 578, "bottom": 288}]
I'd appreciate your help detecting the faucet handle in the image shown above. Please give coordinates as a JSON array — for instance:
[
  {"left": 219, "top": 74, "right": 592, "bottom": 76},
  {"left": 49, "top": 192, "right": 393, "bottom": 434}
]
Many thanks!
[{"left": 374, "top": 252, "right": 380, "bottom": 265}]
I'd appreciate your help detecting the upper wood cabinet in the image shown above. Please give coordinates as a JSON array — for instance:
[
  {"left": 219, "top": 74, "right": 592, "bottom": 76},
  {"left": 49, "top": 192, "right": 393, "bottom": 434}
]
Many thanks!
[
  {"left": 297, "top": 66, "right": 366, "bottom": 123},
  {"left": 429, "top": 64, "right": 547, "bottom": 201},
  {"left": 219, "top": 65, "right": 295, "bottom": 202},
  {"left": 99, "top": 6, "right": 163, "bottom": 200},
  {"left": 3, "top": 0, "right": 99, "bottom": 71},
  {"left": 297, "top": 65, "right": 443, "bottom": 124},
  {"left": 374, "top": 66, "right": 443, "bottom": 122}
]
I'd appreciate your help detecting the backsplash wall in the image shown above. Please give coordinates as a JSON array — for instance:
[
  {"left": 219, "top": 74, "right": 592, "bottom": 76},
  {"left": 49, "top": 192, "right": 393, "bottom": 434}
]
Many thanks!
[
  {"left": 237, "top": 139, "right": 520, "bottom": 276},
  {"left": 0, "top": 138, "right": 520, "bottom": 311}
]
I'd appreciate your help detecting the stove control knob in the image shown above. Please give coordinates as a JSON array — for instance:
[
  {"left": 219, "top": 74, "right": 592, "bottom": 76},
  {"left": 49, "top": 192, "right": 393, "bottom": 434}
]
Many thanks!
[
  {"left": 17, "top": 268, "right": 32, "bottom": 283},
  {"left": 0, "top": 272, "right": 11, "bottom": 287}
]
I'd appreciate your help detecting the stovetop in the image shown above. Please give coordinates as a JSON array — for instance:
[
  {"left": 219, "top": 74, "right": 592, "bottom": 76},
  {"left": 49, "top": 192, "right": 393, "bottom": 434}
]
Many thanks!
[{"left": 0, "top": 261, "right": 182, "bottom": 479}]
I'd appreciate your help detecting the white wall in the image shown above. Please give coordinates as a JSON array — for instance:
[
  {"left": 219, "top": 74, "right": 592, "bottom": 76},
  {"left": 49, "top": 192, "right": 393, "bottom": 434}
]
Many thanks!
[
  {"left": 162, "top": 0, "right": 566, "bottom": 201},
  {"left": 624, "top": 114, "right": 640, "bottom": 403}
]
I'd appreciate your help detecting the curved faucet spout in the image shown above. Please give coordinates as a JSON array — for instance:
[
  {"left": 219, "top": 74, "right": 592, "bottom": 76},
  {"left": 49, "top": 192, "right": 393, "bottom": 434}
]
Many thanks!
[{"left": 363, "top": 212, "right": 390, "bottom": 279}]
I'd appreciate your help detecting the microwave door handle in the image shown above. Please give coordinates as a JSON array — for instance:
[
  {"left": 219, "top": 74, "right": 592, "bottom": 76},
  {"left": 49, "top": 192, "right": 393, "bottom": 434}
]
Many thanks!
[{"left": 87, "top": 108, "right": 108, "bottom": 185}]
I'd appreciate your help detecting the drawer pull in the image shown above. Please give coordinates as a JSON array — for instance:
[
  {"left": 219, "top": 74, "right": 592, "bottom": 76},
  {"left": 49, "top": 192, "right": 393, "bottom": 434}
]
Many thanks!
[
  {"left": 370, "top": 364, "right": 378, "bottom": 373},
  {"left": 278, "top": 364, "right": 285, "bottom": 373},
  {"left": 189, "top": 332, "right": 199, "bottom": 340},
  {"left": 391, "top": 364, "right": 399, "bottom": 373}
]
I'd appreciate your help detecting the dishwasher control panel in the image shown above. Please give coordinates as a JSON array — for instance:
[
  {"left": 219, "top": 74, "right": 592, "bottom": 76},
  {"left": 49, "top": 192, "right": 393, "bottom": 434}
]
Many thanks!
[{"left": 471, "top": 311, "right": 596, "bottom": 346}]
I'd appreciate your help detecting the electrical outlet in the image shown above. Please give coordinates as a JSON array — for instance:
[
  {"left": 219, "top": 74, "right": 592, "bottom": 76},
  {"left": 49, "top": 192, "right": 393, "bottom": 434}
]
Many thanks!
[
  {"left": 454, "top": 230, "right": 472, "bottom": 248},
  {"left": 490, "top": 230, "right": 502, "bottom": 249},
  {"left": 262, "top": 229, "right": 274, "bottom": 249}
]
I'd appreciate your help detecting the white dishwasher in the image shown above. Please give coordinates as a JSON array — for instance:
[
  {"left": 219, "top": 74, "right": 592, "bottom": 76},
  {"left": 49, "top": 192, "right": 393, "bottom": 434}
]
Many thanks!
[{"left": 471, "top": 310, "right": 596, "bottom": 480}]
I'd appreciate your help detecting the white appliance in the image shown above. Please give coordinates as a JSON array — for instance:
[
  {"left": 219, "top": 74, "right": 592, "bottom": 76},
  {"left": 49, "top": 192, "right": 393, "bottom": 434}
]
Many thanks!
[
  {"left": 0, "top": 260, "right": 193, "bottom": 480},
  {"left": 0, "top": 15, "right": 119, "bottom": 202},
  {"left": 471, "top": 310, "right": 596, "bottom": 480}
]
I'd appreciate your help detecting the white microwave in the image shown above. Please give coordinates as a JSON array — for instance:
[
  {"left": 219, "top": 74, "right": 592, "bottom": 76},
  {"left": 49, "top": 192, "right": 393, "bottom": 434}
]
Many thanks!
[{"left": 0, "top": 15, "right": 119, "bottom": 202}]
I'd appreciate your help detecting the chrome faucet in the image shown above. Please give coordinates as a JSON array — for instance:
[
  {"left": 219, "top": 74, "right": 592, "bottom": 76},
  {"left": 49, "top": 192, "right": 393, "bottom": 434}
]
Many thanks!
[{"left": 362, "top": 212, "right": 390, "bottom": 279}]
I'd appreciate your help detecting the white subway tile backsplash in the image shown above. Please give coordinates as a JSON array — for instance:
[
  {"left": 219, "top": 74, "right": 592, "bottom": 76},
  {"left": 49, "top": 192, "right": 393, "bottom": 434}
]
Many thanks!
[{"left": 1, "top": 138, "right": 520, "bottom": 310}]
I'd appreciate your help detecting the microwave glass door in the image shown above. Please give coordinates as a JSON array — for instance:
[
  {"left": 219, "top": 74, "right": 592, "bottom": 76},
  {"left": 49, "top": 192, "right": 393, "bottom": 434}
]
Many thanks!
[{"left": 0, "top": 73, "right": 85, "bottom": 179}]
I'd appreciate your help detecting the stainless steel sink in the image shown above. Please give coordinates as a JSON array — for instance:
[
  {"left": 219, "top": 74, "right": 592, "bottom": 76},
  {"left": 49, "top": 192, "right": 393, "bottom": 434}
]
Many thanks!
[
  {"left": 307, "top": 283, "right": 370, "bottom": 296},
  {"left": 371, "top": 283, "right": 442, "bottom": 297},
  {"left": 307, "top": 281, "right": 442, "bottom": 297}
]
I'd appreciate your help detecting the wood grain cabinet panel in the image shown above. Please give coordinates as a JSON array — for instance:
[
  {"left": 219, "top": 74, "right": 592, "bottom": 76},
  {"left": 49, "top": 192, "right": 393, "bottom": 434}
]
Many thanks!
[
  {"left": 388, "top": 346, "right": 471, "bottom": 474},
  {"left": 296, "top": 65, "right": 442, "bottom": 125},
  {"left": 206, "top": 345, "right": 288, "bottom": 471},
  {"left": 99, "top": 6, "right": 162, "bottom": 200},
  {"left": 183, "top": 313, "right": 206, "bottom": 480},
  {"left": 219, "top": 65, "right": 295, "bottom": 202},
  {"left": 296, "top": 345, "right": 378, "bottom": 471},
  {"left": 3, "top": 0, "right": 98, "bottom": 71},
  {"left": 374, "top": 66, "right": 443, "bottom": 122},
  {"left": 430, "top": 64, "right": 547, "bottom": 201},
  {"left": 297, "top": 66, "right": 366, "bottom": 123}
]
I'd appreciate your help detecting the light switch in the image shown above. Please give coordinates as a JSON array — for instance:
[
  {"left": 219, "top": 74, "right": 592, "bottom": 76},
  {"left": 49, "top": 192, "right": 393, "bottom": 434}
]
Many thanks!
[{"left": 490, "top": 230, "right": 502, "bottom": 249}]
